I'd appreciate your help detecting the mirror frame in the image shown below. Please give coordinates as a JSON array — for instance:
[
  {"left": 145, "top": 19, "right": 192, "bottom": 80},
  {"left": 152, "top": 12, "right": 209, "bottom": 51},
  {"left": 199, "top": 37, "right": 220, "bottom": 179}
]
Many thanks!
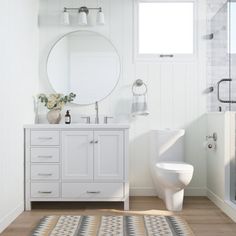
[{"left": 46, "top": 30, "right": 121, "bottom": 106}]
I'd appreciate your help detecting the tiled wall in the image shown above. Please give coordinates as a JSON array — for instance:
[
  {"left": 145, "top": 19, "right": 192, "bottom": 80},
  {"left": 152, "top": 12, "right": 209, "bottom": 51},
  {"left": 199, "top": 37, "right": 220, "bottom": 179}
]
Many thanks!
[{"left": 206, "top": 0, "right": 236, "bottom": 112}]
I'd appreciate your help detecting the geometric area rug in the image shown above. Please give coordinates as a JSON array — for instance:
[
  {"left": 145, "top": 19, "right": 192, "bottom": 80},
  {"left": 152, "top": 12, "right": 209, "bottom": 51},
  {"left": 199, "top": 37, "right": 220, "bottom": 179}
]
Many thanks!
[{"left": 31, "top": 215, "right": 194, "bottom": 236}]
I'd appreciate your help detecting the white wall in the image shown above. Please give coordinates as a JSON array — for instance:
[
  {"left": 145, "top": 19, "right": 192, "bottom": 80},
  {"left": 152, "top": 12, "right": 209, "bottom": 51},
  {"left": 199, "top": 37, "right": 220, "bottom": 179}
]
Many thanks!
[
  {"left": 206, "top": 112, "right": 236, "bottom": 222},
  {"left": 38, "top": 0, "right": 208, "bottom": 196},
  {"left": 0, "top": 0, "right": 38, "bottom": 233},
  {"left": 207, "top": 113, "right": 228, "bottom": 199}
]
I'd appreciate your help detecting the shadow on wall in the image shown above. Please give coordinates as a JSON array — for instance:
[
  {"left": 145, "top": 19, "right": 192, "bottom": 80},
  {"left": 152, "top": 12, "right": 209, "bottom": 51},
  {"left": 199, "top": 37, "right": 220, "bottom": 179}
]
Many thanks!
[
  {"left": 113, "top": 97, "right": 133, "bottom": 123},
  {"left": 184, "top": 114, "right": 207, "bottom": 192},
  {"left": 126, "top": 111, "right": 207, "bottom": 196},
  {"left": 129, "top": 130, "right": 154, "bottom": 193}
]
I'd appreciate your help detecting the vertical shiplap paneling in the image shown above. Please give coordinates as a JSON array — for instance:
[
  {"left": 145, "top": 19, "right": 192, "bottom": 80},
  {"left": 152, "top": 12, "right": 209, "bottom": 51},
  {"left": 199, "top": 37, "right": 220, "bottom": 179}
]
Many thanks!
[
  {"left": 172, "top": 63, "right": 188, "bottom": 128},
  {"left": 185, "top": 63, "right": 199, "bottom": 125},
  {"left": 148, "top": 64, "right": 162, "bottom": 129},
  {"left": 132, "top": 63, "right": 153, "bottom": 189},
  {"left": 106, "top": 0, "right": 125, "bottom": 116},
  {"left": 160, "top": 63, "right": 174, "bottom": 128}
]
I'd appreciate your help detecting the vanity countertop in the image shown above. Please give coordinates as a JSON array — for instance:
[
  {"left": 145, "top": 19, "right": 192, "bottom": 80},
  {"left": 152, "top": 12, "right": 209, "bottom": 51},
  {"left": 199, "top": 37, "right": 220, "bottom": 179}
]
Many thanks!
[{"left": 24, "top": 124, "right": 130, "bottom": 129}]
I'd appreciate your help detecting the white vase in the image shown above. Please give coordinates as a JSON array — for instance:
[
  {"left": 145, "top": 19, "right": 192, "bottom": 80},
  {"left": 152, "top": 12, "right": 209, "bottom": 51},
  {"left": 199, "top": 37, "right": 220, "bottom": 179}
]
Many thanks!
[{"left": 47, "top": 109, "right": 61, "bottom": 124}]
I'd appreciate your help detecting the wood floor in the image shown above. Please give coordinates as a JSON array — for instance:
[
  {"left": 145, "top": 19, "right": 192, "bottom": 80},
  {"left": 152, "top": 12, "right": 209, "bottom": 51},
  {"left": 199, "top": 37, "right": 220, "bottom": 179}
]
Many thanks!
[{"left": 1, "top": 197, "right": 236, "bottom": 236}]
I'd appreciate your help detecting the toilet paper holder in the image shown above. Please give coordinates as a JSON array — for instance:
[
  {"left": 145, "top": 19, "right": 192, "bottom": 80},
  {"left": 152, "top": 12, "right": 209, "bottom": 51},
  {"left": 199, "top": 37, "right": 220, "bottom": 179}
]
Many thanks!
[{"left": 206, "top": 132, "right": 217, "bottom": 142}]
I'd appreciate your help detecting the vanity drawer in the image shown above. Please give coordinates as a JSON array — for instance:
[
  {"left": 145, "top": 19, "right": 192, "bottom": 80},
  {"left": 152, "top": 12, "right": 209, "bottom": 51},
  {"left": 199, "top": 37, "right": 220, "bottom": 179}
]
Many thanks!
[
  {"left": 31, "top": 148, "right": 60, "bottom": 163},
  {"left": 31, "top": 183, "right": 59, "bottom": 198},
  {"left": 31, "top": 165, "right": 59, "bottom": 180},
  {"left": 62, "top": 183, "right": 124, "bottom": 199},
  {"left": 31, "top": 131, "right": 59, "bottom": 146}
]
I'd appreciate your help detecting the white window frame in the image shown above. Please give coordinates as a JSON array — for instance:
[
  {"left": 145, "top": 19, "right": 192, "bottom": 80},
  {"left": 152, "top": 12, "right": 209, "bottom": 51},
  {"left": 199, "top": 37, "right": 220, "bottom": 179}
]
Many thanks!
[{"left": 134, "top": 0, "right": 197, "bottom": 62}]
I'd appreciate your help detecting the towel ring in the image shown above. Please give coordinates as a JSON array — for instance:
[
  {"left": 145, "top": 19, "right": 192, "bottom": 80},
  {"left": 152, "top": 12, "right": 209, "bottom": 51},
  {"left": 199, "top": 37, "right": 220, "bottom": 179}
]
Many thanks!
[{"left": 132, "top": 79, "right": 148, "bottom": 96}]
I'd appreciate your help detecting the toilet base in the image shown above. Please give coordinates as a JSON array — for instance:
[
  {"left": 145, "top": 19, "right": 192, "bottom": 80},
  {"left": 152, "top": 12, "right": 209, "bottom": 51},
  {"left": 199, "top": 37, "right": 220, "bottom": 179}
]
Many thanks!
[{"left": 164, "top": 189, "right": 184, "bottom": 211}]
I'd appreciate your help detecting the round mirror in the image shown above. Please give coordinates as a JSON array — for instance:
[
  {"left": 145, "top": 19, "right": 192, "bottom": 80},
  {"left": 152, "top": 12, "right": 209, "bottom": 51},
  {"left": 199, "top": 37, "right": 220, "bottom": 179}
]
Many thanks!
[{"left": 47, "top": 31, "right": 120, "bottom": 105}]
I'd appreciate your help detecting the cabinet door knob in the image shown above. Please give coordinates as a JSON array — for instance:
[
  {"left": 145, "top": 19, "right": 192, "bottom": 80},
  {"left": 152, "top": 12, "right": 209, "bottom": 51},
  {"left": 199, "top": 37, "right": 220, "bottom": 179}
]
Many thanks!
[
  {"left": 94, "top": 140, "right": 99, "bottom": 144},
  {"left": 90, "top": 140, "right": 94, "bottom": 144}
]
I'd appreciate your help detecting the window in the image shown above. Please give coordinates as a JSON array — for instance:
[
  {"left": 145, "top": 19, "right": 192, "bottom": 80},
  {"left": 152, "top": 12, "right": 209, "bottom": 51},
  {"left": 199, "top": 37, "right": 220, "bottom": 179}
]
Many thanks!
[{"left": 136, "top": 1, "right": 195, "bottom": 59}]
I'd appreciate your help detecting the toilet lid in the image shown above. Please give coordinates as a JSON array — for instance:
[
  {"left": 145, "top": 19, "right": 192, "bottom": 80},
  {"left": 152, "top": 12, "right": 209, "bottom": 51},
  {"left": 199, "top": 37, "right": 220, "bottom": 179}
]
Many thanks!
[{"left": 156, "top": 162, "right": 194, "bottom": 172}]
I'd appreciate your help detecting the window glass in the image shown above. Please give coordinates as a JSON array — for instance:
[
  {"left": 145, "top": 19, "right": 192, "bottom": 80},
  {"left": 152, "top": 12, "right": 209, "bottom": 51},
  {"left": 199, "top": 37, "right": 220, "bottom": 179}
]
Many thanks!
[{"left": 138, "top": 2, "right": 194, "bottom": 55}]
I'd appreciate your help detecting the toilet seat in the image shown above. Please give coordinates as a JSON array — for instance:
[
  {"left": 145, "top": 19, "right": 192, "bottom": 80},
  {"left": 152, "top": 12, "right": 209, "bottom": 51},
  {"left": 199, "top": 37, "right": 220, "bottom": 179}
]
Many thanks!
[{"left": 156, "top": 162, "right": 193, "bottom": 173}]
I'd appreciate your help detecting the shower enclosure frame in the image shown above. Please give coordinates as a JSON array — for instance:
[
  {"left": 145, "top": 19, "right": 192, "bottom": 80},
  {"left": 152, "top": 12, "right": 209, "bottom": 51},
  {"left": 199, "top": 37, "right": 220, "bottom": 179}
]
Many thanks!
[{"left": 207, "top": 0, "right": 236, "bottom": 219}]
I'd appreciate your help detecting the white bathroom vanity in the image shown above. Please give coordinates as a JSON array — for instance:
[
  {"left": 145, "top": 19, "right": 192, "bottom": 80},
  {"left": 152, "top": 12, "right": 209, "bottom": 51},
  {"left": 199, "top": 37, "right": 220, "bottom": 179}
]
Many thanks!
[{"left": 24, "top": 124, "right": 129, "bottom": 210}]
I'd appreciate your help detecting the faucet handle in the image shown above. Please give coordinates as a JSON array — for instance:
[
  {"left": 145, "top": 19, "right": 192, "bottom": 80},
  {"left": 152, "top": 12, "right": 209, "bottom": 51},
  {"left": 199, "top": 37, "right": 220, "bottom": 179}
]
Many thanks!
[
  {"left": 81, "top": 116, "right": 91, "bottom": 124},
  {"left": 104, "top": 116, "right": 113, "bottom": 124}
]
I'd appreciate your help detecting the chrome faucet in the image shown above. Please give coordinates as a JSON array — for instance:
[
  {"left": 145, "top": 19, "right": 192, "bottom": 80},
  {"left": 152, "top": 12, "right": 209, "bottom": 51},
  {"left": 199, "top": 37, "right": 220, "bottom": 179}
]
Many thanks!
[{"left": 95, "top": 101, "right": 99, "bottom": 124}]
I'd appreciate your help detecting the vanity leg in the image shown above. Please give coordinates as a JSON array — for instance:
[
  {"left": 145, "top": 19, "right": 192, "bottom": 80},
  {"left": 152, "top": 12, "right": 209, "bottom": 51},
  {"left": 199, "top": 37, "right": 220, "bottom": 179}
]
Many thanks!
[
  {"left": 124, "top": 198, "right": 129, "bottom": 211},
  {"left": 25, "top": 201, "right": 31, "bottom": 211}
]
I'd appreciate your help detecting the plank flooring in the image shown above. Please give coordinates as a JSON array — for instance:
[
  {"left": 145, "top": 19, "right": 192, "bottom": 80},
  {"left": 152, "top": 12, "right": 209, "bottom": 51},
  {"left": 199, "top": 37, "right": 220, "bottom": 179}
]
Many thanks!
[{"left": 1, "top": 197, "right": 236, "bottom": 236}]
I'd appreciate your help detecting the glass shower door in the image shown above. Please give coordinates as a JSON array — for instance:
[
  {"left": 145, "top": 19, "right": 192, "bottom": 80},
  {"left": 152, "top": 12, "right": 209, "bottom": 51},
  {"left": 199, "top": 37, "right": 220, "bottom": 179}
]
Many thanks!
[
  {"left": 209, "top": 1, "right": 231, "bottom": 112},
  {"left": 209, "top": 0, "right": 236, "bottom": 204},
  {"left": 230, "top": 1, "right": 236, "bottom": 111},
  {"left": 229, "top": 1, "right": 236, "bottom": 203}
]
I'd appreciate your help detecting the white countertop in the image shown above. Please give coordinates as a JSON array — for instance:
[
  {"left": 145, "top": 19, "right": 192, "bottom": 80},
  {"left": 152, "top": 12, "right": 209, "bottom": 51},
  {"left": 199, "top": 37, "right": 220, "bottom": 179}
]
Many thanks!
[{"left": 24, "top": 123, "right": 130, "bottom": 129}]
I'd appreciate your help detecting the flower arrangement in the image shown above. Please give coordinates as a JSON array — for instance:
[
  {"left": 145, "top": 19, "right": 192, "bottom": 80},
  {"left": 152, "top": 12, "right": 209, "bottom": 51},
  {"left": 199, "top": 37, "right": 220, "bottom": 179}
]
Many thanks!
[{"left": 38, "top": 93, "right": 76, "bottom": 110}]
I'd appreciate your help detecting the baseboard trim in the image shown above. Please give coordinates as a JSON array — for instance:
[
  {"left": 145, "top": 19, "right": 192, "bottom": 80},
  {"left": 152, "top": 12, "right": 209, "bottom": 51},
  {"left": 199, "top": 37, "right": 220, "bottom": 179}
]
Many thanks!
[
  {"left": 0, "top": 203, "right": 24, "bottom": 233},
  {"left": 207, "top": 189, "right": 236, "bottom": 222},
  {"left": 130, "top": 187, "right": 206, "bottom": 197},
  {"left": 130, "top": 187, "right": 157, "bottom": 196},
  {"left": 185, "top": 187, "right": 207, "bottom": 196}
]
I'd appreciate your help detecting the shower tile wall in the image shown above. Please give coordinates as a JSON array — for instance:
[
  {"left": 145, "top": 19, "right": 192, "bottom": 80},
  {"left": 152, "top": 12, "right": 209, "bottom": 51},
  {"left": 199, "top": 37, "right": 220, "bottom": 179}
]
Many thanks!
[
  {"left": 207, "top": 1, "right": 229, "bottom": 112},
  {"left": 207, "top": 0, "right": 227, "bottom": 18},
  {"left": 207, "top": 0, "right": 236, "bottom": 111}
]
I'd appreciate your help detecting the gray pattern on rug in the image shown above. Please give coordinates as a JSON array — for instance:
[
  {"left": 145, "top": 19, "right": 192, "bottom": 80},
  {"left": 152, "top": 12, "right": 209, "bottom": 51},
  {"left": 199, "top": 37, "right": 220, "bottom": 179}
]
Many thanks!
[{"left": 31, "top": 215, "right": 194, "bottom": 236}]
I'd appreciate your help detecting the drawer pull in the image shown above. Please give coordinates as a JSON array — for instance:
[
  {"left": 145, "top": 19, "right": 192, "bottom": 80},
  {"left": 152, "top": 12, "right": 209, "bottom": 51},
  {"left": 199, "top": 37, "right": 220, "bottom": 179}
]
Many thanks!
[
  {"left": 86, "top": 191, "right": 101, "bottom": 194},
  {"left": 38, "top": 173, "right": 53, "bottom": 176},
  {"left": 38, "top": 155, "right": 52, "bottom": 158},
  {"left": 38, "top": 191, "right": 52, "bottom": 194},
  {"left": 38, "top": 137, "right": 53, "bottom": 140}
]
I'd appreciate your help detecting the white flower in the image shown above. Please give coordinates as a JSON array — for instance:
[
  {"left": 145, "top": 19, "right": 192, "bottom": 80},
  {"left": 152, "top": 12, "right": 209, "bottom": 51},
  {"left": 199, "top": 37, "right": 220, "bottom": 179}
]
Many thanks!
[{"left": 47, "top": 100, "right": 56, "bottom": 110}]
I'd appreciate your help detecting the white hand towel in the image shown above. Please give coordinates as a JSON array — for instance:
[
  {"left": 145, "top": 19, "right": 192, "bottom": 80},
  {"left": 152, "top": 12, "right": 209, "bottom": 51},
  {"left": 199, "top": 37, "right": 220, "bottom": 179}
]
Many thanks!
[{"left": 131, "top": 94, "right": 149, "bottom": 116}]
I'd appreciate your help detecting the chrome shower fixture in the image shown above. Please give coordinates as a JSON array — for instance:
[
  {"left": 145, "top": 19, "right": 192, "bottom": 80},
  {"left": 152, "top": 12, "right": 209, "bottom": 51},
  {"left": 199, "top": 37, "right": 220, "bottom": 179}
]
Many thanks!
[
  {"left": 62, "top": 6, "right": 105, "bottom": 26},
  {"left": 203, "top": 86, "right": 214, "bottom": 94},
  {"left": 203, "top": 33, "right": 214, "bottom": 40}
]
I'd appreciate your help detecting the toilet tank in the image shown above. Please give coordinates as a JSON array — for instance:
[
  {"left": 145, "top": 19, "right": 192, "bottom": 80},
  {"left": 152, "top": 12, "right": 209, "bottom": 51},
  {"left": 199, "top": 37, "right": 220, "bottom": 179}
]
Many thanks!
[{"left": 150, "top": 129, "right": 185, "bottom": 164}]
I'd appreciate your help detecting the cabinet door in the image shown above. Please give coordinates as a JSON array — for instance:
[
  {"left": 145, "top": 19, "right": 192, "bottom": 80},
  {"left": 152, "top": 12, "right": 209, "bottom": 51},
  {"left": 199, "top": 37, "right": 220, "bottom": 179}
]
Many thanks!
[
  {"left": 62, "top": 131, "right": 93, "bottom": 180},
  {"left": 94, "top": 131, "right": 124, "bottom": 181}
]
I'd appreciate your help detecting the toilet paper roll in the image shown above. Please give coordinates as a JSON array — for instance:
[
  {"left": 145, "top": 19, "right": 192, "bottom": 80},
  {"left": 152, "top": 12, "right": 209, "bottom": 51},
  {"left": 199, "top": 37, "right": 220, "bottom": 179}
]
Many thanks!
[{"left": 204, "top": 141, "right": 217, "bottom": 151}]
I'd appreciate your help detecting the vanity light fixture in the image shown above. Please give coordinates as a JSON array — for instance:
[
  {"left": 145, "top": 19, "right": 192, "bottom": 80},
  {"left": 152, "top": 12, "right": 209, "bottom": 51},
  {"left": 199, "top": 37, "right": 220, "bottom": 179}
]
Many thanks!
[
  {"left": 62, "top": 6, "right": 105, "bottom": 26},
  {"left": 62, "top": 8, "right": 70, "bottom": 25},
  {"left": 96, "top": 8, "right": 105, "bottom": 25},
  {"left": 78, "top": 7, "right": 88, "bottom": 25}
]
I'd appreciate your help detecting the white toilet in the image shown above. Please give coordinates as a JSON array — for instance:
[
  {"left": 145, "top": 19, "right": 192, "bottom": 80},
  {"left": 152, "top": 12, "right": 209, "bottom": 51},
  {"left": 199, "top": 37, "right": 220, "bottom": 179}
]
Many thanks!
[{"left": 150, "top": 129, "right": 194, "bottom": 211}]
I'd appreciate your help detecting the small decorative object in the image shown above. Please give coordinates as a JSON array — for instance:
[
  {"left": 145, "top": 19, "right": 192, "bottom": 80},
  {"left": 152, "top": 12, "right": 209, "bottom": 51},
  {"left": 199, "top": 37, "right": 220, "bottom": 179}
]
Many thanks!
[
  {"left": 38, "top": 93, "right": 76, "bottom": 124},
  {"left": 65, "top": 110, "right": 71, "bottom": 124}
]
